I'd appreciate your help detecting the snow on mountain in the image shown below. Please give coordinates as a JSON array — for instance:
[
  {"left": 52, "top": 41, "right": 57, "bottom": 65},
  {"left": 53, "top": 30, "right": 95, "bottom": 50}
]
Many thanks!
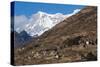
[
  {"left": 14, "top": 9, "right": 81, "bottom": 36},
  {"left": 24, "top": 11, "right": 68, "bottom": 36}
]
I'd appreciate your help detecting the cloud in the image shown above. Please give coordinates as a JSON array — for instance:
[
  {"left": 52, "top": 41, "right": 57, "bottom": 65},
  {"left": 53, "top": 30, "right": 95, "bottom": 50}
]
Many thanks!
[{"left": 14, "top": 15, "right": 29, "bottom": 32}]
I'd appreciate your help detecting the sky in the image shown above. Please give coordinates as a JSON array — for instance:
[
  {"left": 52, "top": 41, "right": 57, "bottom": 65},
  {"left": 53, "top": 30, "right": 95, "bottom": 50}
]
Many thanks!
[{"left": 12, "top": 1, "right": 85, "bottom": 17}]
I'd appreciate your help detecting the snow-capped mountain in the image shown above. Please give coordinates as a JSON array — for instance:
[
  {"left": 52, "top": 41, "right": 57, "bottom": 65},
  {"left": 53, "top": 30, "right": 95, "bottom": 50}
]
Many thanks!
[
  {"left": 24, "top": 11, "right": 68, "bottom": 36},
  {"left": 15, "top": 10, "right": 80, "bottom": 36}
]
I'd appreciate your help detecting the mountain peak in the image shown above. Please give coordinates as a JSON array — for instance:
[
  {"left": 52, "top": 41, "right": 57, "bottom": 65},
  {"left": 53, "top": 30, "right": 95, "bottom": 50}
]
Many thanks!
[
  {"left": 15, "top": 9, "right": 81, "bottom": 36},
  {"left": 22, "top": 11, "right": 68, "bottom": 36}
]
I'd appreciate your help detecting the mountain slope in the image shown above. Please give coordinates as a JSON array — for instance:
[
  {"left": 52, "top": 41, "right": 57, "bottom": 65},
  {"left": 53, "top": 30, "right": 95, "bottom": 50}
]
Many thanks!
[
  {"left": 37, "top": 6, "right": 97, "bottom": 47},
  {"left": 14, "top": 6, "right": 97, "bottom": 65},
  {"left": 40, "top": 6, "right": 97, "bottom": 37}
]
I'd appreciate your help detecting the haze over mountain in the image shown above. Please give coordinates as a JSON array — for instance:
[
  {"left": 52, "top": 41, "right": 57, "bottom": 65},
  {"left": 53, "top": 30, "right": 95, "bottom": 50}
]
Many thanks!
[
  {"left": 14, "top": 30, "right": 32, "bottom": 48},
  {"left": 14, "top": 9, "right": 81, "bottom": 36}
]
